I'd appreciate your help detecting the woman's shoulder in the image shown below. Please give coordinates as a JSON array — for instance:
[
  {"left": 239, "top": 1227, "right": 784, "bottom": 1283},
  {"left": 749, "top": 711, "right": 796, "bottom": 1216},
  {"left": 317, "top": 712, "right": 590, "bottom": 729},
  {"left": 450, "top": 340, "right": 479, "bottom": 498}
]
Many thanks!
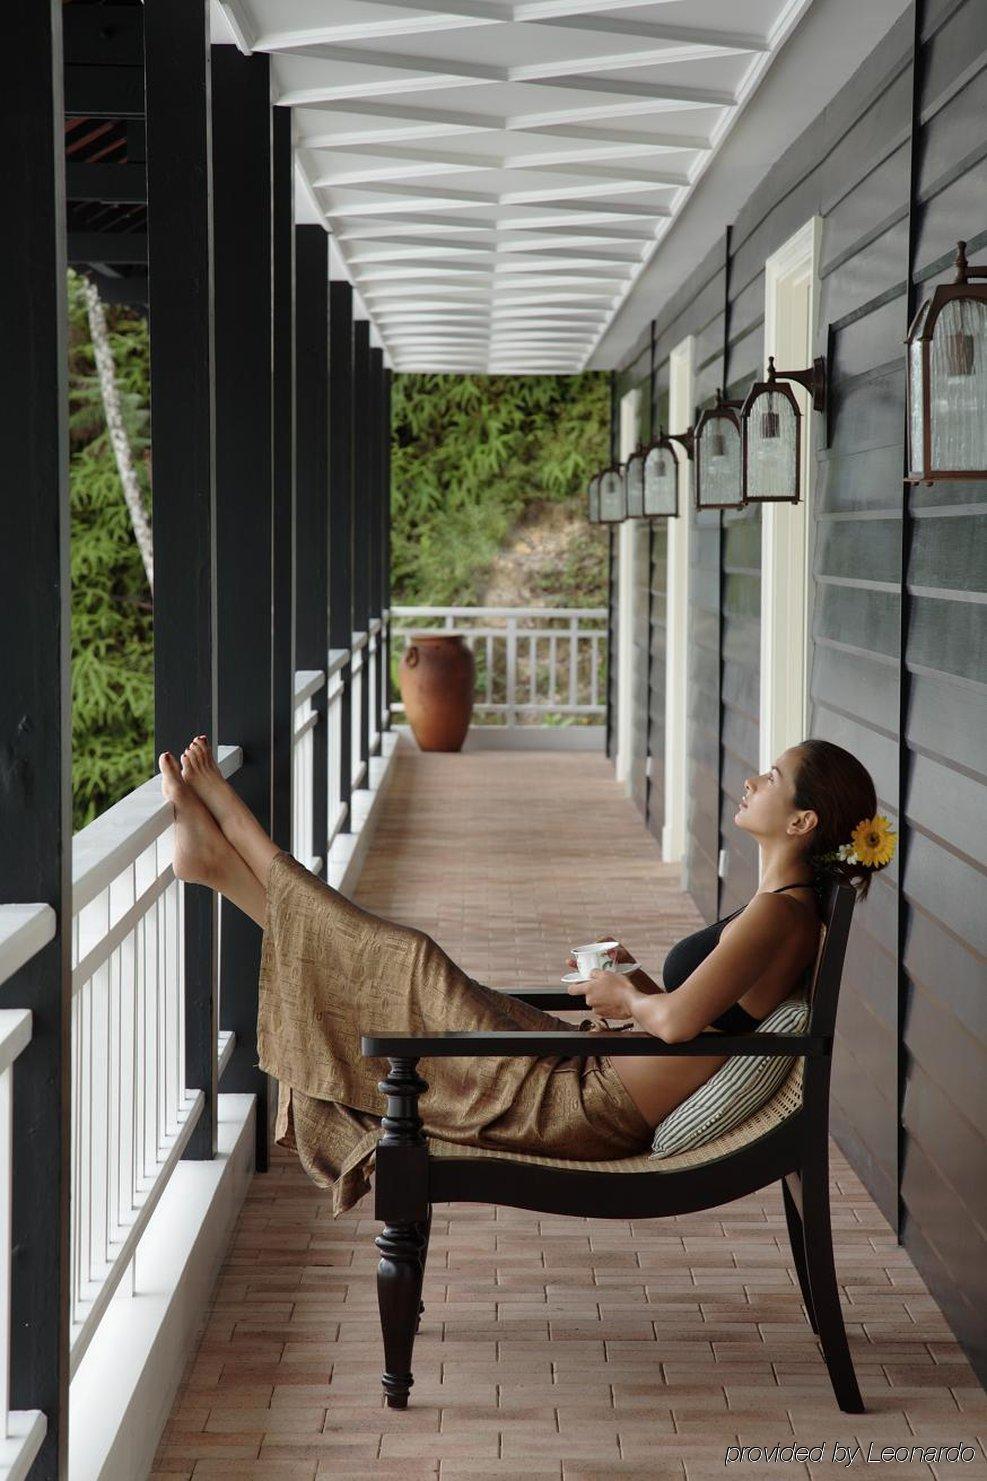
[{"left": 729, "top": 890, "right": 820, "bottom": 947}]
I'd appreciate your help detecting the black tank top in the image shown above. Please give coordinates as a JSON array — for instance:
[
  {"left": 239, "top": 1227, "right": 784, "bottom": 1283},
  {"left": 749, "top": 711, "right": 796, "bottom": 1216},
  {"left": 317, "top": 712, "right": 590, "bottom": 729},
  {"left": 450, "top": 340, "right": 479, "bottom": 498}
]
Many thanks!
[{"left": 661, "top": 883, "right": 814, "bottom": 1034}]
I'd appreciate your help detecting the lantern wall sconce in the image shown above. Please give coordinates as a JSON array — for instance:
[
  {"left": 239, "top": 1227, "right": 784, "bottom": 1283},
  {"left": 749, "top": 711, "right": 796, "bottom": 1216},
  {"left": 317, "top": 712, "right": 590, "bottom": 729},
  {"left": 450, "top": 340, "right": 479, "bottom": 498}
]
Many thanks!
[
  {"left": 598, "top": 464, "right": 627, "bottom": 523},
  {"left": 906, "top": 240, "right": 987, "bottom": 483},
  {"left": 624, "top": 444, "right": 647, "bottom": 518},
  {"left": 641, "top": 431, "right": 689, "bottom": 517},
  {"left": 694, "top": 389, "right": 744, "bottom": 510},
  {"left": 741, "top": 354, "right": 827, "bottom": 503}
]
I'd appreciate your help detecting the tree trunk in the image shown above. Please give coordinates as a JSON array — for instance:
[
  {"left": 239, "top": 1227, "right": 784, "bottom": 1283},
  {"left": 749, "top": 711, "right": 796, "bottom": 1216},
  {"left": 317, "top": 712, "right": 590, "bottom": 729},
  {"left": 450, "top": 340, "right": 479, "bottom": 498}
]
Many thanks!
[{"left": 81, "top": 274, "right": 155, "bottom": 592}]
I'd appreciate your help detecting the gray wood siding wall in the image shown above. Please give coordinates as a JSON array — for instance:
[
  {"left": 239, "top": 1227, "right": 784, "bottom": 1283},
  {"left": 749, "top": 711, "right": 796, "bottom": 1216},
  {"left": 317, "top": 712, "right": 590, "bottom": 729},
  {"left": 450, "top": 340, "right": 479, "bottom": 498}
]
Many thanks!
[
  {"left": 611, "top": 0, "right": 986, "bottom": 1380},
  {"left": 899, "top": 0, "right": 987, "bottom": 1381}
]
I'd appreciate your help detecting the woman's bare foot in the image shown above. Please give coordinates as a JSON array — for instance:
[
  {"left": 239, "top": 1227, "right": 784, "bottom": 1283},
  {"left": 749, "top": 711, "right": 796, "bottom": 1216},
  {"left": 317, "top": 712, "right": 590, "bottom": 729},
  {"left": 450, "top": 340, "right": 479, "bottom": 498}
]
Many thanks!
[
  {"left": 180, "top": 735, "right": 281, "bottom": 890},
  {"left": 159, "top": 751, "right": 268, "bottom": 927},
  {"left": 159, "top": 750, "right": 228, "bottom": 887},
  {"left": 179, "top": 734, "right": 236, "bottom": 823}
]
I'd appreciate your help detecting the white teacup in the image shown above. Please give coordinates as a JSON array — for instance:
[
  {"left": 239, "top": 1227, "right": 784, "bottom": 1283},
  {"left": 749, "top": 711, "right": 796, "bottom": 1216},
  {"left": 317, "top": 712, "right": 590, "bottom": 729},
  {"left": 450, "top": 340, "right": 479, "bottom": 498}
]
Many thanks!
[{"left": 572, "top": 940, "right": 620, "bottom": 979}]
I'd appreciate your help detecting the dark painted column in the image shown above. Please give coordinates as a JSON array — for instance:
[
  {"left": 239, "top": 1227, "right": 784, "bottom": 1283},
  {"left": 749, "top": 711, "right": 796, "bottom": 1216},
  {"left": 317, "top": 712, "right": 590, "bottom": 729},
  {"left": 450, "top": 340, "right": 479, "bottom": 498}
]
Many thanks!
[
  {"left": 2, "top": 8, "right": 71, "bottom": 1473},
  {"left": 381, "top": 368, "right": 393, "bottom": 730},
  {"left": 271, "top": 107, "right": 295, "bottom": 860},
  {"left": 295, "top": 226, "right": 331, "bottom": 860},
  {"left": 211, "top": 45, "right": 273, "bottom": 1168},
  {"left": 352, "top": 319, "right": 372, "bottom": 786},
  {"left": 329, "top": 281, "right": 355, "bottom": 833},
  {"left": 605, "top": 370, "right": 618, "bottom": 761},
  {"left": 145, "top": 0, "right": 219, "bottom": 1162},
  {"left": 369, "top": 345, "right": 385, "bottom": 751}
]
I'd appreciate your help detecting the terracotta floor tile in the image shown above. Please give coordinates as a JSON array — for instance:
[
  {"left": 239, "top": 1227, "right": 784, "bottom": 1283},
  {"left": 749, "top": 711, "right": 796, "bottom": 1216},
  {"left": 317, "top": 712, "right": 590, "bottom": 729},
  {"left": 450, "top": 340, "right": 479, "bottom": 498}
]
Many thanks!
[{"left": 151, "top": 747, "right": 981, "bottom": 1476}]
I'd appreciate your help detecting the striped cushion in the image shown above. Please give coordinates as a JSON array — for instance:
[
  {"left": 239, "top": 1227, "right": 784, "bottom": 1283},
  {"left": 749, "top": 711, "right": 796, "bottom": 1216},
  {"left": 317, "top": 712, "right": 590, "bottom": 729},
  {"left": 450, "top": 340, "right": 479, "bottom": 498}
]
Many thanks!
[{"left": 650, "top": 994, "right": 809, "bottom": 1157}]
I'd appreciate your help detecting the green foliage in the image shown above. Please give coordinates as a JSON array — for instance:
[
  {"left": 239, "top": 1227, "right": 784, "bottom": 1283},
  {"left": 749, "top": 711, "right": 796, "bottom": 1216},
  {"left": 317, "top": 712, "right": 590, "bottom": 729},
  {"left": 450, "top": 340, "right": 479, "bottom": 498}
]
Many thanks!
[
  {"left": 67, "top": 298, "right": 610, "bottom": 826},
  {"left": 68, "top": 270, "right": 155, "bottom": 831},
  {"left": 391, "top": 372, "right": 610, "bottom": 605}
]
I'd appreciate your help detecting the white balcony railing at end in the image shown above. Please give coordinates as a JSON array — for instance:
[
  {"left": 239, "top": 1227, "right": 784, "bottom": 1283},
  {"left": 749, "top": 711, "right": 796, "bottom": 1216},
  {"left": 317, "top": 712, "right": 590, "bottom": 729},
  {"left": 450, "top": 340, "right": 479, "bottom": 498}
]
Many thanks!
[
  {"left": 1, "top": 906, "right": 53, "bottom": 1478},
  {"left": 389, "top": 606, "right": 608, "bottom": 726},
  {"left": 66, "top": 744, "right": 242, "bottom": 1379}
]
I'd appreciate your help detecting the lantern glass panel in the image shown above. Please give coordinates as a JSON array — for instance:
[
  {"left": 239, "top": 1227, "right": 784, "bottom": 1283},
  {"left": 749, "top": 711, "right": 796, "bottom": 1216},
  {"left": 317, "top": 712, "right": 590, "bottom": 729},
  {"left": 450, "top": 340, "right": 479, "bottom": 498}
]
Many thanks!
[
  {"left": 643, "top": 443, "right": 676, "bottom": 516},
  {"left": 907, "top": 300, "right": 928, "bottom": 479},
  {"left": 599, "top": 469, "right": 625, "bottom": 522},
  {"left": 930, "top": 295, "right": 987, "bottom": 471},
  {"left": 625, "top": 456, "right": 645, "bottom": 518},
  {"left": 697, "top": 412, "right": 742, "bottom": 509},
  {"left": 588, "top": 475, "right": 600, "bottom": 523},
  {"left": 745, "top": 388, "right": 798, "bottom": 500}
]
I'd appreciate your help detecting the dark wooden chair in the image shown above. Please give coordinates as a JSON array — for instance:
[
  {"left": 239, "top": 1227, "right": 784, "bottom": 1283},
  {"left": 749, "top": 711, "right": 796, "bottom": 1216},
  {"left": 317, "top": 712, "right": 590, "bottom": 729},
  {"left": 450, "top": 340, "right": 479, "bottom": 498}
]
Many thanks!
[{"left": 361, "top": 880, "right": 864, "bottom": 1414}]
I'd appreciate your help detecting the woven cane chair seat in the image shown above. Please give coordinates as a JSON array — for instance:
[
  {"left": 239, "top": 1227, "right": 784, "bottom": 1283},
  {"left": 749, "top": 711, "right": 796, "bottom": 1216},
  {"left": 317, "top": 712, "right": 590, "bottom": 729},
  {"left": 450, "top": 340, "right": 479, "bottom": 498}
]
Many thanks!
[{"left": 426, "top": 1058, "right": 805, "bottom": 1174}]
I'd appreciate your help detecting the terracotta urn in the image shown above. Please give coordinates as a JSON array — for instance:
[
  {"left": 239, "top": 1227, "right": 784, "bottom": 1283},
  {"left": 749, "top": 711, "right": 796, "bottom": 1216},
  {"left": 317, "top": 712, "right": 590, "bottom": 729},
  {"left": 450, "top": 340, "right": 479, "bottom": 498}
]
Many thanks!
[{"left": 398, "top": 633, "right": 475, "bottom": 752}]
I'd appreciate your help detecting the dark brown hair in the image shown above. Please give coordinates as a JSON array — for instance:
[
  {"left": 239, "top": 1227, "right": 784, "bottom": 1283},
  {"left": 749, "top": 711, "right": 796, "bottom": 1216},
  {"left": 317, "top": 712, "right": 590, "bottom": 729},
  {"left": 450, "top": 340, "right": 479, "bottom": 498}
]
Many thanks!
[{"left": 792, "top": 739, "right": 880, "bottom": 899}]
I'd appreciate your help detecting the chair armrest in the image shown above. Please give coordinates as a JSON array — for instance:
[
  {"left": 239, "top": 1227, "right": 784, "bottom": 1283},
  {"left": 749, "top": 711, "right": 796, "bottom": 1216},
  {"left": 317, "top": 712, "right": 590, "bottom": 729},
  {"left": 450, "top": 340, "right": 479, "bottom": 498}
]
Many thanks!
[
  {"left": 361, "top": 1029, "right": 829, "bottom": 1059},
  {"left": 497, "top": 988, "right": 582, "bottom": 1010}
]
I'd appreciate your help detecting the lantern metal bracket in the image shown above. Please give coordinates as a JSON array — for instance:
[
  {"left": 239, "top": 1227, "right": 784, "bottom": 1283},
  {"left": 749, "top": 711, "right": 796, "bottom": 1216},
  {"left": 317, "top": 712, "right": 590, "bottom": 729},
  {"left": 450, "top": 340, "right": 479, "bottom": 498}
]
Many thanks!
[
  {"left": 766, "top": 354, "right": 827, "bottom": 414},
  {"left": 663, "top": 424, "right": 695, "bottom": 460}
]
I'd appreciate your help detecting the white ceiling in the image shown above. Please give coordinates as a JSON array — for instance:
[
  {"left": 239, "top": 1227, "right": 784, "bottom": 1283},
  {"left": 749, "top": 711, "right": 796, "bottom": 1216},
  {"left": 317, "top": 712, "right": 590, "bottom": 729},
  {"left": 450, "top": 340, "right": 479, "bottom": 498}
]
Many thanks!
[{"left": 214, "top": 0, "right": 817, "bottom": 371}]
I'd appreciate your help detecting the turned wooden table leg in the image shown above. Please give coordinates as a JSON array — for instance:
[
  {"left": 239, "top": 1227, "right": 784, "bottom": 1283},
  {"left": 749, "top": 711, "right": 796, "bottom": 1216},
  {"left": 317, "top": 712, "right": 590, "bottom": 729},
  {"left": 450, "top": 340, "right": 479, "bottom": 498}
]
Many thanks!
[
  {"left": 376, "top": 1220, "right": 426, "bottom": 1408},
  {"left": 373, "top": 1057, "right": 429, "bottom": 1408}
]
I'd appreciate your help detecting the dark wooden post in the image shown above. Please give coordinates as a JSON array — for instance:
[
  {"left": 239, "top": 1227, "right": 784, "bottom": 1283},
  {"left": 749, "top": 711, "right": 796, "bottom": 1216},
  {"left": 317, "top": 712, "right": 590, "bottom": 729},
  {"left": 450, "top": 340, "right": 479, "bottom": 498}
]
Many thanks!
[
  {"left": 295, "top": 226, "right": 331, "bottom": 863},
  {"left": 382, "top": 367, "right": 393, "bottom": 730},
  {"left": 329, "top": 281, "right": 355, "bottom": 832},
  {"left": 353, "top": 318, "right": 372, "bottom": 787},
  {"left": 271, "top": 106, "right": 296, "bottom": 860},
  {"left": 1, "top": 7, "right": 71, "bottom": 1473},
  {"left": 211, "top": 45, "right": 274, "bottom": 1167},
  {"left": 145, "top": 0, "right": 219, "bottom": 1162},
  {"left": 369, "top": 345, "right": 384, "bottom": 751}
]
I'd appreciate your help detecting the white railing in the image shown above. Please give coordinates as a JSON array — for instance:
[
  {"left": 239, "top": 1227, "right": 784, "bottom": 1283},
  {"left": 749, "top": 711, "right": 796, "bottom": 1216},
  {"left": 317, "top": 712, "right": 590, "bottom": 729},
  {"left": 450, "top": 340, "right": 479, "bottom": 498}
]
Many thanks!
[
  {"left": 0, "top": 906, "right": 54, "bottom": 1479},
  {"left": 390, "top": 606, "right": 608, "bottom": 726},
  {"left": 290, "top": 618, "right": 390, "bottom": 880},
  {"left": 326, "top": 648, "right": 349, "bottom": 849},
  {"left": 292, "top": 669, "right": 325, "bottom": 876},
  {"left": 350, "top": 631, "right": 367, "bottom": 789},
  {"left": 367, "top": 617, "right": 381, "bottom": 755},
  {"left": 66, "top": 745, "right": 241, "bottom": 1379}
]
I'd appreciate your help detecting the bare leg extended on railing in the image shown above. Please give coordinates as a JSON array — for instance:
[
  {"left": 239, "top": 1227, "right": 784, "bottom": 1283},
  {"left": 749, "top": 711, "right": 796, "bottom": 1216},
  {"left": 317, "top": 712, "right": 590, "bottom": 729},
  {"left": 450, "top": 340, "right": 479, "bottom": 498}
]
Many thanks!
[{"left": 159, "top": 747, "right": 270, "bottom": 928}]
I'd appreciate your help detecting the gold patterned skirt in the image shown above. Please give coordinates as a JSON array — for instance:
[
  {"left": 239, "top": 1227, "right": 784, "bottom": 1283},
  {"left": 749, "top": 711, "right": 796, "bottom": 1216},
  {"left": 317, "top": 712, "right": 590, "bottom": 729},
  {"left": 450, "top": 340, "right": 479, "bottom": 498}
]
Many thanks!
[{"left": 256, "top": 850, "right": 653, "bottom": 1216}]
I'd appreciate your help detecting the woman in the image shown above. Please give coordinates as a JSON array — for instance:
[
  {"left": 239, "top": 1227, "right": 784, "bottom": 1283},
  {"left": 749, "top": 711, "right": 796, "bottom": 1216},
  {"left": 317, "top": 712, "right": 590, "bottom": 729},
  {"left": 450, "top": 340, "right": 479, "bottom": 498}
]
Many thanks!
[{"left": 159, "top": 735, "right": 894, "bottom": 1215}]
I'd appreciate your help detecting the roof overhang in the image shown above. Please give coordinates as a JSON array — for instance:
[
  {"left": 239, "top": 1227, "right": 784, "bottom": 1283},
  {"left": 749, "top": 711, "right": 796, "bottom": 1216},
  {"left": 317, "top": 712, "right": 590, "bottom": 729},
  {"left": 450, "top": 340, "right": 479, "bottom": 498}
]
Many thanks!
[{"left": 210, "top": 0, "right": 910, "bottom": 373}]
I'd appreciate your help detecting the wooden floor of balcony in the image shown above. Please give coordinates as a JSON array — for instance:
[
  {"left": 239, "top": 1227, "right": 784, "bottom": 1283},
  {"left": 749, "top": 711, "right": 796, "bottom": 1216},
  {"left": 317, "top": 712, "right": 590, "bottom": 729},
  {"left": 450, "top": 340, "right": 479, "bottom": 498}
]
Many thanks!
[{"left": 152, "top": 740, "right": 985, "bottom": 1479}]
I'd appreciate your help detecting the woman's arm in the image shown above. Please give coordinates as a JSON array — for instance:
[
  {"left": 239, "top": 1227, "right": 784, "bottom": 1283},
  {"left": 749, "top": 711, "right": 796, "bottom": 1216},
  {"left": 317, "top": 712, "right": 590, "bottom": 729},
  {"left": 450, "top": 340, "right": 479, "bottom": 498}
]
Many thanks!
[{"left": 571, "top": 895, "right": 809, "bottom": 1042}]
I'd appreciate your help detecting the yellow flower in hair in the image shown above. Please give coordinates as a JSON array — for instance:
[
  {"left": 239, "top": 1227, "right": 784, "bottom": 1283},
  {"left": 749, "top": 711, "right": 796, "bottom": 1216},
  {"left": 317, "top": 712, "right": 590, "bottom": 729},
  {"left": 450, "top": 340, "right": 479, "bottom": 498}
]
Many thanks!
[{"left": 850, "top": 815, "right": 897, "bottom": 869}]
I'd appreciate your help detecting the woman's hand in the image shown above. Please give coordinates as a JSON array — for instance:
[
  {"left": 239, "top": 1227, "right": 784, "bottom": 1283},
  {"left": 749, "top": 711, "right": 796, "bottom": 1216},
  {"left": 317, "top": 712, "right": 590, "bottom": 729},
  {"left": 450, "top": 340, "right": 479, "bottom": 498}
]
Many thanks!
[{"left": 567, "top": 969, "right": 636, "bottom": 1020}]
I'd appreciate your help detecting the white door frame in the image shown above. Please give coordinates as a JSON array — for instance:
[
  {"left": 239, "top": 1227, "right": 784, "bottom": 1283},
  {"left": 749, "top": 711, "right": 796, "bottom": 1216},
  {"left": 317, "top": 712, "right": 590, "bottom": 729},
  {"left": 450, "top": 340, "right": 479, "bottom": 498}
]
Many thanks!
[
  {"left": 615, "top": 387, "right": 641, "bottom": 787},
  {"left": 663, "top": 336, "right": 694, "bottom": 866},
  {"left": 759, "top": 216, "right": 822, "bottom": 772}
]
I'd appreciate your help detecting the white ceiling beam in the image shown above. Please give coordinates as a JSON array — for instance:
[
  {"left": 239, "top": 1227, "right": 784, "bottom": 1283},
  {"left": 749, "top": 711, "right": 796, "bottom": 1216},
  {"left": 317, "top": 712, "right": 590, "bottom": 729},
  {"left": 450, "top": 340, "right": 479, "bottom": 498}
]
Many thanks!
[
  {"left": 310, "top": 150, "right": 691, "bottom": 190},
  {"left": 248, "top": 0, "right": 767, "bottom": 55},
  {"left": 278, "top": 54, "right": 736, "bottom": 110},
  {"left": 296, "top": 101, "right": 711, "bottom": 150},
  {"left": 322, "top": 182, "right": 676, "bottom": 216},
  {"left": 535, "top": 14, "right": 768, "bottom": 54},
  {"left": 345, "top": 234, "right": 644, "bottom": 260},
  {"left": 335, "top": 215, "right": 661, "bottom": 240}
]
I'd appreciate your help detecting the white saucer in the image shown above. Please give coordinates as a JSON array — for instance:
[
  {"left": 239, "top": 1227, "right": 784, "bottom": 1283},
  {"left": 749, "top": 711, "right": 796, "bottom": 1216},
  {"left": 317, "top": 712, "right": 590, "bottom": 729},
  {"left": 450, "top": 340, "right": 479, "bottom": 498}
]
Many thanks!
[{"left": 561, "top": 962, "right": 639, "bottom": 985}]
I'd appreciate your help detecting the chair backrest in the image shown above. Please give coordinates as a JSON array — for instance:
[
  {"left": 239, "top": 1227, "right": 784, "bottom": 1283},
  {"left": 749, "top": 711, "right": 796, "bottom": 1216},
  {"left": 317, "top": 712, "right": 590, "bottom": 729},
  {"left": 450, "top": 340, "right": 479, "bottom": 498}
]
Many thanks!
[{"left": 803, "top": 881, "right": 858, "bottom": 1042}]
